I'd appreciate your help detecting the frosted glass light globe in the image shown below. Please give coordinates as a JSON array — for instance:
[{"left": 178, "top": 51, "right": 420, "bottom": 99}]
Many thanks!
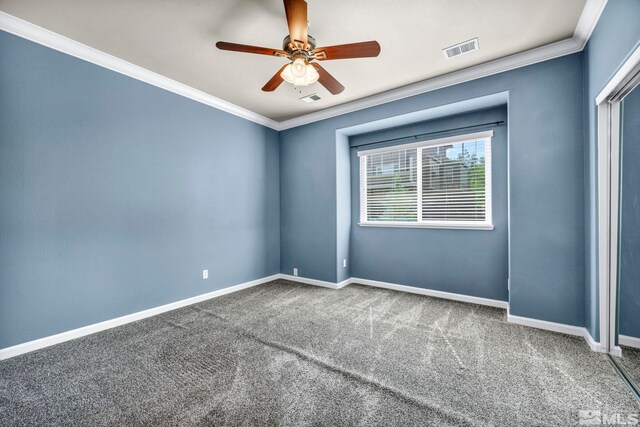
[
  {"left": 291, "top": 58, "right": 306, "bottom": 78},
  {"left": 280, "top": 61, "right": 320, "bottom": 87}
]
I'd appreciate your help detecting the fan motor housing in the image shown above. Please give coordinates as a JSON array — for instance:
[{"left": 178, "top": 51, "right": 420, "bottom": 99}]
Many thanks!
[{"left": 283, "top": 35, "right": 316, "bottom": 53}]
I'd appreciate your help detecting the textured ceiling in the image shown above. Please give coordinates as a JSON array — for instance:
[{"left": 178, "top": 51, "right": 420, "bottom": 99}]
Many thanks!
[{"left": 0, "top": 0, "right": 587, "bottom": 121}]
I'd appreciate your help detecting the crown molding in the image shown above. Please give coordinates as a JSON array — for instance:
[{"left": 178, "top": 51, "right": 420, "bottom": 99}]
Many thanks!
[
  {"left": 276, "top": 38, "right": 582, "bottom": 130},
  {"left": 0, "top": 12, "right": 281, "bottom": 130},
  {"left": 276, "top": 0, "right": 607, "bottom": 130},
  {"left": 574, "top": 0, "right": 608, "bottom": 49},
  {"left": 1, "top": 1, "right": 607, "bottom": 132}
]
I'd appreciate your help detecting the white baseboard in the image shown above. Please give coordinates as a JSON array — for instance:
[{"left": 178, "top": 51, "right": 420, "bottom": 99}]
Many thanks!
[
  {"left": 0, "top": 274, "right": 280, "bottom": 360},
  {"left": 507, "top": 310, "right": 585, "bottom": 336},
  {"left": 336, "top": 278, "right": 351, "bottom": 289},
  {"left": 584, "top": 329, "right": 607, "bottom": 353},
  {"left": 350, "top": 277, "right": 509, "bottom": 309},
  {"left": 619, "top": 334, "right": 640, "bottom": 350},
  {"left": 280, "top": 274, "right": 508, "bottom": 308},
  {"left": 277, "top": 274, "right": 344, "bottom": 289},
  {"left": 611, "top": 345, "right": 623, "bottom": 357},
  {"left": 507, "top": 309, "right": 607, "bottom": 352},
  {"left": 277, "top": 274, "right": 608, "bottom": 354},
  {"left": 283, "top": 275, "right": 607, "bottom": 354},
  {"left": 1, "top": 272, "right": 609, "bottom": 360}
]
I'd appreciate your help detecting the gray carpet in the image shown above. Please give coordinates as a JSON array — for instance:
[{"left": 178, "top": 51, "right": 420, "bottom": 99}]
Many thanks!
[
  {"left": 620, "top": 346, "right": 640, "bottom": 391},
  {"left": 1, "top": 279, "right": 638, "bottom": 426}
]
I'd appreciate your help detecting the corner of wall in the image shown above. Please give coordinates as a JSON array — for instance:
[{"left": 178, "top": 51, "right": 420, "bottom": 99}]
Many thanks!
[{"left": 335, "top": 131, "right": 351, "bottom": 282}]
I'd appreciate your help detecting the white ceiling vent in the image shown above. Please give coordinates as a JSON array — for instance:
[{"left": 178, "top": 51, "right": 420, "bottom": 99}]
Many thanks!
[
  {"left": 300, "top": 93, "right": 322, "bottom": 103},
  {"left": 442, "top": 38, "right": 479, "bottom": 59}
]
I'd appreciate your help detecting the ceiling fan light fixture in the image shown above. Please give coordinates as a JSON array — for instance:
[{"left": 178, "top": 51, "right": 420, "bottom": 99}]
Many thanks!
[
  {"left": 217, "top": 0, "right": 378, "bottom": 94},
  {"left": 281, "top": 61, "right": 319, "bottom": 86},
  {"left": 291, "top": 58, "right": 307, "bottom": 77}
]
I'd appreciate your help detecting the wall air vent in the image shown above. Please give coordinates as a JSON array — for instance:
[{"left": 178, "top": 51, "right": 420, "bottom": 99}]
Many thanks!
[
  {"left": 442, "top": 38, "right": 479, "bottom": 59},
  {"left": 300, "top": 93, "right": 322, "bottom": 103}
]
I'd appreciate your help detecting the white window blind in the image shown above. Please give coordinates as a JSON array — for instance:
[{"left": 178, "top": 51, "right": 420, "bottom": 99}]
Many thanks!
[{"left": 358, "top": 131, "right": 493, "bottom": 230}]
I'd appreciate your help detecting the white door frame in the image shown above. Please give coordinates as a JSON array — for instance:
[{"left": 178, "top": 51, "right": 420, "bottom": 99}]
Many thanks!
[{"left": 596, "top": 44, "right": 640, "bottom": 356}]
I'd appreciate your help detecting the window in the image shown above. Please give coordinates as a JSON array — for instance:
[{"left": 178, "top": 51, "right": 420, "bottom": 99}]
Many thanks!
[{"left": 358, "top": 131, "right": 493, "bottom": 230}]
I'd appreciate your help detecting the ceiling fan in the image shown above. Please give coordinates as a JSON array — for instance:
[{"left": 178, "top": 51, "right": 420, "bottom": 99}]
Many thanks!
[{"left": 216, "top": 0, "right": 380, "bottom": 95}]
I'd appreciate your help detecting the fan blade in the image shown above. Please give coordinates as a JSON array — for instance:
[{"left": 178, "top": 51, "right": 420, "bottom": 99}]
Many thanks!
[
  {"left": 313, "top": 41, "right": 381, "bottom": 60},
  {"left": 216, "top": 41, "right": 286, "bottom": 57},
  {"left": 283, "top": 0, "right": 308, "bottom": 49},
  {"left": 262, "top": 64, "right": 289, "bottom": 92},
  {"left": 311, "top": 63, "right": 345, "bottom": 95}
]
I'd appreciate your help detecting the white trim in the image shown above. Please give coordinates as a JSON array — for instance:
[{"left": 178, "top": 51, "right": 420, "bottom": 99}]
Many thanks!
[
  {"left": 584, "top": 328, "right": 608, "bottom": 353},
  {"left": 277, "top": 273, "right": 346, "bottom": 289},
  {"left": 356, "top": 131, "right": 493, "bottom": 156},
  {"left": 595, "top": 43, "right": 640, "bottom": 355},
  {"left": 0, "top": 273, "right": 607, "bottom": 360},
  {"left": 0, "top": 274, "right": 280, "bottom": 360},
  {"left": 359, "top": 155, "right": 368, "bottom": 224},
  {"left": 574, "top": 0, "right": 608, "bottom": 50},
  {"left": 485, "top": 134, "right": 493, "bottom": 228},
  {"left": 358, "top": 221, "right": 494, "bottom": 230},
  {"left": 244, "top": 274, "right": 612, "bottom": 355},
  {"left": 596, "top": 44, "right": 640, "bottom": 104},
  {"left": 335, "top": 278, "right": 351, "bottom": 289},
  {"left": 358, "top": 132, "right": 493, "bottom": 231},
  {"left": 0, "top": 12, "right": 280, "bottom": 130},
  {"left": 597, "top": 100, "right": 612, "bottom": 353},
  {"left": 350, "top": 277, "right": 508, "bottom": 309},
  {"left": 610, "top": 346, "right": 623, "bottom": 358},
  {"left": 507, "top": 311, "right": 585, "bottom": 337},
  {"left": 279, "top": 39, "right": 581, "bottom": 130},
  {"left": 0, "top": 1, "right": 606, "bottom": 132},
  {"left": 283, "top": 274, "right": 509, "bottom": 310},
  {"left": 609, "top": 101, "right": 621, "bottom": 354},
  {"left": 619, "top": 335, "right": 640, "bottom": 350},
  {"left": 277, "top": 0, "right": 606, "bottom": 130},
  {"left": 507, "top": 308, "right": 608, "bottom": 353}
]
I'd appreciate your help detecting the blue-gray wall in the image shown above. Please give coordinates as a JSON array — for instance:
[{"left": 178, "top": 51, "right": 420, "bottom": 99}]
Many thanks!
[
  {"left": 583, "top": 0, "right": 640, "bottom": 341},
  {"left": 13, "top": 1, "right": 640, "bottom": 348},
  {"left": 619, "top": 86, "right": 640, "bottom": 339},
  {"left": 280, "top": 53, "right": 585, "bottom": 326},
  {"left": 348, "top": 107, "right": 508, "bottom": 301},
  {"left": 0, "top": 31, "right": 280, "bottom": 348}
]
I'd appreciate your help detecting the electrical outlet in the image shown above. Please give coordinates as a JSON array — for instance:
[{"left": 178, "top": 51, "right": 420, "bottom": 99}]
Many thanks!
[
  {"left": 202, "top": 269, "right": 208, "bottom": 279},
  {"left": 343, "top": 259, "right": 347, "bottom": 268},
  {"left": 293, "top": 267, "right": 298, "bottom": 276}
]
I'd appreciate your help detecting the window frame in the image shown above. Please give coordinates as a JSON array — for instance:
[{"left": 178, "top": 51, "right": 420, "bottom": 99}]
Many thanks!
[{"left": 358, "top": 130, "right": 494, "bottom": 230}]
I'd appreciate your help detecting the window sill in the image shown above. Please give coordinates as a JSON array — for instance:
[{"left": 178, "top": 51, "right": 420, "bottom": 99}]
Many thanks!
[{"left": 358, "top": 222, "right": 494, "bottom": 231}]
